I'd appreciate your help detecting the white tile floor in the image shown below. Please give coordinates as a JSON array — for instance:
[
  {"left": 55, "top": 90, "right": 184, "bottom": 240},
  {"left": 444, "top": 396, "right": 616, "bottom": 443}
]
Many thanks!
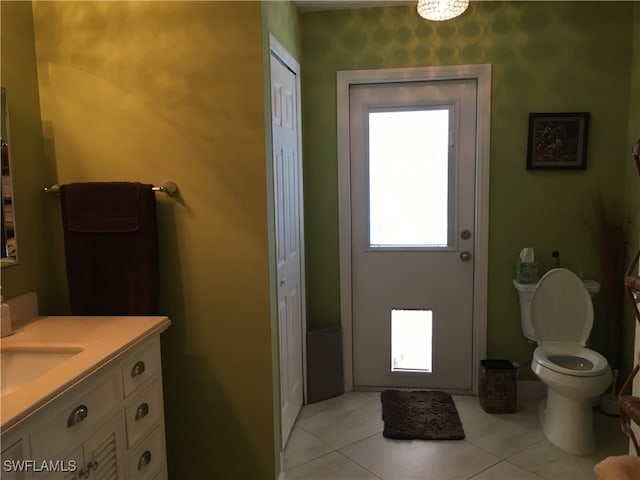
[{"left": 280, "top": 392, "right": 628, "bottom": 480}]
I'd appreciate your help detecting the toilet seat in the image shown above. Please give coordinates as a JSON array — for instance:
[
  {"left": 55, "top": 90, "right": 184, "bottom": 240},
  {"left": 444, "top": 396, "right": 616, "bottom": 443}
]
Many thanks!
[
  {"left": 530, "top": 269, "right": 608, "bottom": 378},
  {"left": 533, "top": 344, "right": 609, "bottom": 377},
  {"left": 530, "top": 268, "right": 593, "bottom": 346}
]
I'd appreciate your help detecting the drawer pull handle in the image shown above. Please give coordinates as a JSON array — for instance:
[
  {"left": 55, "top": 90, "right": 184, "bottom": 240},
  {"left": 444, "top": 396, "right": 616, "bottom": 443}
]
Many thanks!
[
  {"left": 67, "top": 405, "right": 89, "bottom": 428},
  {"left": 138, "top": 450, "right": 152, "bottom": 471},
  {"left": 135, "top": 402, "right": 150, "bottom": 421},
  {"left": 131, "top": 360, "right": 146, "bottom": 378}
]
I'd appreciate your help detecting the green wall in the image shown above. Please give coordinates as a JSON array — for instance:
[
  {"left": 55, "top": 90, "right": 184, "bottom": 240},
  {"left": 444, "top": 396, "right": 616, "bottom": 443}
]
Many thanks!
[
  {"left": 300, "top": 1, "right": 634, "bottom": 379},
  {"left": 26, "top": 1, "right": 277, "bottom": 478},
  {"left": 0, "top": 2, "right": 59, "bottom": 311},
  {"left": 263, "top": 0, "right": 301, "bottom": 60}
]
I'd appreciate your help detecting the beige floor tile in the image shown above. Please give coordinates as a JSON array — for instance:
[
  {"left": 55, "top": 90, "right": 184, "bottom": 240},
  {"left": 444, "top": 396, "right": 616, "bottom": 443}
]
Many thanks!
[
  {"left": 507, "top": 436, "right": 621, "bottom": 480},
  {"left": 454, "top": 396, "right": 544, "bottom": 458},
  {"left": 296, "top": 392, "right": 384, "bottom": 449},
  {"left": 468, "top": 460, "right": 545, "bottom": 479},
  {"left": 280, "top": 452, "right": 381, "bottom": 480},
  {"left": 340, "top": 433, "right": 501, "bottom": 480},
  {"left": 282, "top": 426, "right": 334, "bottom": 470}
]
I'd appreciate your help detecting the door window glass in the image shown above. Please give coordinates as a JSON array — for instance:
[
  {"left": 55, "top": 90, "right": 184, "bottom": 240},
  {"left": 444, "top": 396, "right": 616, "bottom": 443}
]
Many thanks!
[{"left": 368, "top": 108, "right": 451, "bottom": 248}]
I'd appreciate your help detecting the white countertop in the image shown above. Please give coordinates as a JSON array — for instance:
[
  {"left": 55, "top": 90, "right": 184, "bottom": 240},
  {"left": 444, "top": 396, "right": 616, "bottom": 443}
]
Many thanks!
[{"left": 0, "top": 315, "right": 170, "bottom": 433}]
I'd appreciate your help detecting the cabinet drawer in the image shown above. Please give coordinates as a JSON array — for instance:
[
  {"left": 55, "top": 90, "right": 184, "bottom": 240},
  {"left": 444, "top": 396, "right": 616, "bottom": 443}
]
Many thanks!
[
  {"left": 127, "top": 427, "right": 163, "bottom": 480},
  {"left": 122, "top": 341, "right": 160, "bottom": 397},
  {"left": 125, "top": 380, "right": 162, "bottom": 448},
  {"left": 31, "top": 371, "right": 120, "bottom": 463}
]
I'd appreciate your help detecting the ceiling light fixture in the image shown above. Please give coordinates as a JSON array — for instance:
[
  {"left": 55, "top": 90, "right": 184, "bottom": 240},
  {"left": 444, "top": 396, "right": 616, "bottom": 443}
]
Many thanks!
[{"left": 417, "top": 0, "right": 469, "bottom": 21}]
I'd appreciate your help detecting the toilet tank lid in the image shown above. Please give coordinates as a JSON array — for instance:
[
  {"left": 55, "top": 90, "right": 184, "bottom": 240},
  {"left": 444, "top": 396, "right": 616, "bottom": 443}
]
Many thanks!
[
  {"left": 530, "top": 268, "right": 593, "bottom": 345},
  {"left": 513, "top": 277, "right": 600, "bottom": 295}
]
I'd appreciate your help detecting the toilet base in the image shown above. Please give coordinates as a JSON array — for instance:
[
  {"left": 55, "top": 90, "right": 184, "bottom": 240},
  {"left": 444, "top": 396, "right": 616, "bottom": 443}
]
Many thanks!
[{"left": 538, "top": 389, "right": 596, "bottom": 455}]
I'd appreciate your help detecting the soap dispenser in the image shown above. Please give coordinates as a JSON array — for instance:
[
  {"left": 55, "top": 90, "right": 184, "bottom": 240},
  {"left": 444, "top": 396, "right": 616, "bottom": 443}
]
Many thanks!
[{"left": 1, "top": 288, "right": 12, "bottom": 337}]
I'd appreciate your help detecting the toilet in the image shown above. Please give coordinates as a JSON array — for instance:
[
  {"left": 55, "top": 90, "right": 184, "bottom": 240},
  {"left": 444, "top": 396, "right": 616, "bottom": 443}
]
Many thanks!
[{"left": 514, "top": 268, "right": 612, "bottom": 455}]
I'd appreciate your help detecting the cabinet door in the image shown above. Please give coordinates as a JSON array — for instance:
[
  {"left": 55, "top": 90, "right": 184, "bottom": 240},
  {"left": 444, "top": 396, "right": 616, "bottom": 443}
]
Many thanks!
[
  {"left": 42, "top": 447, "right": 82, "bottom": 480},
  {"left": 42, "top": 413, "right": 125, "bottom": 480},
  {"left": 1, "top": 439, "right": 28, "bottom": 480},
  {"left": 83, "top": 412, "right": 126, "bottom": 480}
]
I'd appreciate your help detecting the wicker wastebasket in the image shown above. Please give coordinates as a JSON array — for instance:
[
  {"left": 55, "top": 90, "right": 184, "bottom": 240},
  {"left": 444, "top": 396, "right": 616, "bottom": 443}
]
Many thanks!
[{"left": 479, "top": 359, "right": 517, "bottom": 413}]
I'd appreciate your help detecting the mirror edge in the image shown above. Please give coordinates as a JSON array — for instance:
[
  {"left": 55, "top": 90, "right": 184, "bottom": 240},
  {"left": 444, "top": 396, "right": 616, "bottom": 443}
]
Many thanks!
[{"left": 1, "top": 86, "right": 19, "bottom": 268}]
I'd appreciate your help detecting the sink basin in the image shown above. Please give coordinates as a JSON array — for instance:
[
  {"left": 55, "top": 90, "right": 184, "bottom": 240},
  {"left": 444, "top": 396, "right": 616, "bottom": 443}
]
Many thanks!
[{"left": 1, "top": 346, "right": 83, "bottom": 396}]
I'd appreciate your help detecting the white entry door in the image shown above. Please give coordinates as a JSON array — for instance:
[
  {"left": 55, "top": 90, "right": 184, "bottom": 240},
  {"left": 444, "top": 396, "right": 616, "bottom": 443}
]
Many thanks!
[
  {"left": 270, "top": 41, "right": 304, "bottom": 445},
  {"left": 350, "top": 79, "right": 477, "bottom": 390}
]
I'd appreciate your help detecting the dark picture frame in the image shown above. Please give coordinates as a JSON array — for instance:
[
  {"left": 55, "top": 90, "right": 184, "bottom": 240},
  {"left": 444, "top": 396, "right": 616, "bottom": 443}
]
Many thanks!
[{"left": 526, "top": 112, "right": 590, "bottom": 170}]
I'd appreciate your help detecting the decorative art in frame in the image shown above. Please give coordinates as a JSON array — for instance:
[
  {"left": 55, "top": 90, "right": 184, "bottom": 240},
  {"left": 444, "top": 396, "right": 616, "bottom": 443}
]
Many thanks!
[{"left": 526, "top": 112, "right": 590, "bottom": 170}]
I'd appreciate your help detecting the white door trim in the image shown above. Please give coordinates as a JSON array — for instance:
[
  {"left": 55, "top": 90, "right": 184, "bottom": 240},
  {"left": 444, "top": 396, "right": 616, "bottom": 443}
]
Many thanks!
[
  {"left": 269, "top": 33, "right": 307, "bottom": 447},
  {"left": 337, "top": 64, "right": 491, "bottom": 394}
]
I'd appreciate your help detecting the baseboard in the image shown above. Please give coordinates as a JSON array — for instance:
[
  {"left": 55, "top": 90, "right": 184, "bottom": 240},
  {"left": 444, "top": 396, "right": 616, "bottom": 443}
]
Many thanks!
[{"left": 517, "top": 380, "right": 545, "bottom": 400}]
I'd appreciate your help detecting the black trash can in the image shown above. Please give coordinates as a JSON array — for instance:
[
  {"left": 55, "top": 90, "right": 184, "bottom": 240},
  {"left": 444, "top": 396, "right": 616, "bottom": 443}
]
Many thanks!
[{"left": 479, "top": 359, "right": 517, "bottom": 413}]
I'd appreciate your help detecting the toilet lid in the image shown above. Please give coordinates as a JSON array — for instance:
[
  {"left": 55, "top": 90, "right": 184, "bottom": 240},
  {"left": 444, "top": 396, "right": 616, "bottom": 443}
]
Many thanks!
[{"left": 530, "top": 268, "right": 593, "bottom": 346}]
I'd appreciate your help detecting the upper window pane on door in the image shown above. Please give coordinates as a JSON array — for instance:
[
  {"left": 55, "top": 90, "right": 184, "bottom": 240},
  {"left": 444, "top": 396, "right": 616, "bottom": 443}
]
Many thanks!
[{"left": 368, "top": 108, "right": 450, "bottom": 248}]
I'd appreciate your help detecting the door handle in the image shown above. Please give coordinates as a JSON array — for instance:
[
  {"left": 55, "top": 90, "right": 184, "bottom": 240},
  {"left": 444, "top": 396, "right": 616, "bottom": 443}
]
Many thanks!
[{"left": 460, "top": 251, "right": 472, "bottom": 262}]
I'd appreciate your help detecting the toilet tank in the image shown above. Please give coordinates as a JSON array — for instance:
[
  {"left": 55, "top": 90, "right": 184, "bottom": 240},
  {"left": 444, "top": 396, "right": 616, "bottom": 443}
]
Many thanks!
[
  {"left": 513, "top": 280, "right": 537, "bottom": 342},
  {"left": 512, "top": 277, "right": 600, "bottom": 343}
]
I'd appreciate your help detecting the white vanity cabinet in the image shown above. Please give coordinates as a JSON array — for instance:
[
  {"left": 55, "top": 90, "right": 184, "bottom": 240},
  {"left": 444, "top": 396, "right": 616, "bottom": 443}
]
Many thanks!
[{"left": 1, "top": 333, "right": 168, "bottom": 480}]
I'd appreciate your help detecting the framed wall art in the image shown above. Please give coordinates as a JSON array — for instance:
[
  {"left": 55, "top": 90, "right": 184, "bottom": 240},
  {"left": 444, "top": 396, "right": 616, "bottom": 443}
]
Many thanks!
[{"left": 526, "top": 112, "right": 590, "bottom": 170}]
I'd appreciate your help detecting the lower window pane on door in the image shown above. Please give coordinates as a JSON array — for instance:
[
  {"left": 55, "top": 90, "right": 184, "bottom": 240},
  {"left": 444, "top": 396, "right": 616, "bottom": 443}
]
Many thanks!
[{"left": 391, "top": 309, "right": 433, "bottom": 373}]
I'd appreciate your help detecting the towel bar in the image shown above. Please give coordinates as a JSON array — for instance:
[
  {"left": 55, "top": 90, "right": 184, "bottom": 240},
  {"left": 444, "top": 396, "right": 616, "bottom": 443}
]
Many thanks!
[{"left": 44, "top": 181, "right": 179, "bottom": 197}]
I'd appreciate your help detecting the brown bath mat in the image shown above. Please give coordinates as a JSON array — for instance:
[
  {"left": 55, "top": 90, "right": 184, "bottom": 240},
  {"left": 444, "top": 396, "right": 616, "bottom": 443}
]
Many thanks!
[{"left": 381, "top": 390, "right": 465, "bottom": 440}]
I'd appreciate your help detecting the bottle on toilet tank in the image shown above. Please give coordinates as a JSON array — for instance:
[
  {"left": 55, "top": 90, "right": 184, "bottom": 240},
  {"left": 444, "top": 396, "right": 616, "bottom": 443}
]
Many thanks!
[{"left": 551, "top": 251, "right": 560, "bottom": 269}]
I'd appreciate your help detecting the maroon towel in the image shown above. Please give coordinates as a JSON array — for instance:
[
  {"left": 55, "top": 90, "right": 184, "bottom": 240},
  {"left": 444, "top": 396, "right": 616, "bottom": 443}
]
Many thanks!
[{"left": 60, "top": 182, "right": 159, "bottom": 315}]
